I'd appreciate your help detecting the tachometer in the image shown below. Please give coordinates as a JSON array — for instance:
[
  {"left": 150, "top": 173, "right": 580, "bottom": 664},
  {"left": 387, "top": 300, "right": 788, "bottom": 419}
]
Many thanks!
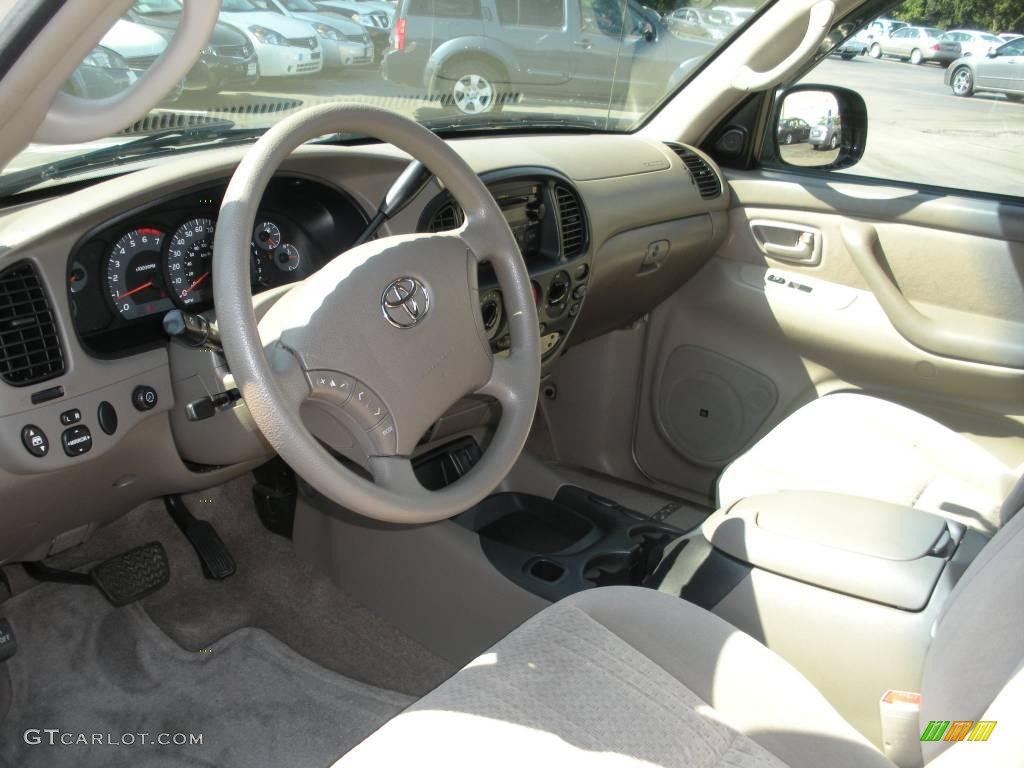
[
  {"left": 106, "top": 228, "right": 172, "bottom": 320},
  {"left": 167, "top": 218, "right": 215, "bottom": 307}
]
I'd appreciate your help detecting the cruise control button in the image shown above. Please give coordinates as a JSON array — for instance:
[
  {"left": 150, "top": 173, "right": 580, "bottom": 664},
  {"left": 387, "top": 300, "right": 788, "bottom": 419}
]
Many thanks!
[
  {"left": 62, "top": 425, "right": 93, "bottom": 457},
  {"left": 348, "top": 385, "right": 387, "bottom": 429},
  {"left": 306, "top": 370, "right": 355, "bottom": 405},
  {"left": 21, "top": 425, "right": 49, "bottom": 457},
  {"left": 60, "top": 408, "right": 82, "bottom": 426},
  {"left": 367, "top": 417, "right": 397, "bottom": 455}
]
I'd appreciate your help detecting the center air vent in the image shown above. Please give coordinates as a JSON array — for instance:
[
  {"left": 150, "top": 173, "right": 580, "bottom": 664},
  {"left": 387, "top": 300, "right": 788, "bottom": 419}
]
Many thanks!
[
  {"left": 554, "top": 184, "right": 586, "bottom": 258},
  {"left": 665, "top": 143, "right": 722, "bottom": 200},
  {"left": 0, "top": 261, "right": 65, "bottom": 387},
  {"left": 428, "top": 202, "right": 464, "bottom": 232}
]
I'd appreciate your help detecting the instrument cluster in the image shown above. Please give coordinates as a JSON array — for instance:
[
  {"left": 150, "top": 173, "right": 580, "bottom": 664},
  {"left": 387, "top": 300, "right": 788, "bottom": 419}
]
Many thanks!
[{"left": 68, "top": 176, "right": 366, "bottom": 356}]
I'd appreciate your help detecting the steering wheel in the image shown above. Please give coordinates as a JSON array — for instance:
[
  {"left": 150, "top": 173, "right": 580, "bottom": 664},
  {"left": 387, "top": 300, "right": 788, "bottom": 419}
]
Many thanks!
[{"left": 213, "top": 105, "right": 540, "bottom": 524}]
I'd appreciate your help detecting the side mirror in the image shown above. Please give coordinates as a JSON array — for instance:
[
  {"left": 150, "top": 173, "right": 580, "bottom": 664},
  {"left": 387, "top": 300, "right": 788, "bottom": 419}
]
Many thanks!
[
  {"left": 986, "top": 48, "right": 998, "bottom": 58},
  {"left": 767, "top": 84, "right": 867, "bottom": 171}
]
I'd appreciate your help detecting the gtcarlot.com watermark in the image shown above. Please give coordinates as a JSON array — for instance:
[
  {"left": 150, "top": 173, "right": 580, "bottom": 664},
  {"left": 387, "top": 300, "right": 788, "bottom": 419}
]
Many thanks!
[{"left": 24, "top": 729, "right": 203, "bottom": 747}]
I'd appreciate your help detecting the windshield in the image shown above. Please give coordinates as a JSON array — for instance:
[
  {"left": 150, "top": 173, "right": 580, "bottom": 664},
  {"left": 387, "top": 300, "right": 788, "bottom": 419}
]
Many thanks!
[{"left": 2, "top": 0, "right": 768, "bottom": 193}]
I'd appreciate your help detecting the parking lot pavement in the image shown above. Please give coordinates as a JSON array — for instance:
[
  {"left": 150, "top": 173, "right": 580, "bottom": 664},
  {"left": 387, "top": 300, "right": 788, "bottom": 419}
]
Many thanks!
[
  {"left": 807, "top": 56, "right": 1024, "bottom": 193},
  {"left": 8, "top": 54, "right": 1024, "bottom": 197}
]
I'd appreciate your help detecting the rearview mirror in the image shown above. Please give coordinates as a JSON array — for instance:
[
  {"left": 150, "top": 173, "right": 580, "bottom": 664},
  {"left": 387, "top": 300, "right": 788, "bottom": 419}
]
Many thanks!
[{"left": 767, "top": 85, "right": 867, "bottom": 171}]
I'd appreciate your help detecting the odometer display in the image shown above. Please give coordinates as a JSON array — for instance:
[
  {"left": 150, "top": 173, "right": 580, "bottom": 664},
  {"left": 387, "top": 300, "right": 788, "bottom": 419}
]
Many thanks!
[
  {"left": 106, "top": 228, "right": 172, "bottom": 320},
  {"left": 167, "top": 218, "right": 215, "bottom": 307}
]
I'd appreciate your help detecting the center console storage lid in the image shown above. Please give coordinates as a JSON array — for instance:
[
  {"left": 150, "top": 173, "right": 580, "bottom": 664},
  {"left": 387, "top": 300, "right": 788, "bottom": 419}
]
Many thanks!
[{"left": 702, "top": 491, "right": 965, "bottom": 611}]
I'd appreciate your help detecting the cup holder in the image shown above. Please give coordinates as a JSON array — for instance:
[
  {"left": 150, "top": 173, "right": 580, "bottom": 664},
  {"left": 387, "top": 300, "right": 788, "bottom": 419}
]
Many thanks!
[
  {"left": 528, "top": 558, "right": 566, "bottom": 583},
  {"left": 583, "top": 551, "right": 646, "bottom": 587}
]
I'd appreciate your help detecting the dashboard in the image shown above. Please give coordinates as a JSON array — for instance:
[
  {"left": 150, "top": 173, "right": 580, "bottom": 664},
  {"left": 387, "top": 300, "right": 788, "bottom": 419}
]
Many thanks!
[
  {"left": 0, "top": 133, "right": 728, "bottom": 564},
  {"left": 67, "top": 176, "right": 367, "bottom": 356}
]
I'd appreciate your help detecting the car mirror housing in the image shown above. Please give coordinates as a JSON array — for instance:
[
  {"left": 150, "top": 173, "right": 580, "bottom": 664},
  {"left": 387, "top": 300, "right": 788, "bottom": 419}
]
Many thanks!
[{"left": 765, "top": 84, "right": 867, "bottom": 171}]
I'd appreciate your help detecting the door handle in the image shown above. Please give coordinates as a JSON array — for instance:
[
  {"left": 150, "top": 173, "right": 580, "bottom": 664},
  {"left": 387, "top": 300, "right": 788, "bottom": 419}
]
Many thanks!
[
  {"left": 574, "top": 39, "right": 593, "bottom": 49},
  {"left": 749, "top": 220, "right": 821, "bottom": 265}
]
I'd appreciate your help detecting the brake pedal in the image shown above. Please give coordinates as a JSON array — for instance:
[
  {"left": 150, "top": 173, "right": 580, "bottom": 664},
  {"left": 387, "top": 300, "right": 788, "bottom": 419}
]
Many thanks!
[
  {"left": 91, "top": 542, "right": 170, "bottom": 606},
  {"left": 164, "top": 495, "right": 236, "bottom": 581},
  {"left": 23, "top": 542, "right": 169, "bottom": 607}
]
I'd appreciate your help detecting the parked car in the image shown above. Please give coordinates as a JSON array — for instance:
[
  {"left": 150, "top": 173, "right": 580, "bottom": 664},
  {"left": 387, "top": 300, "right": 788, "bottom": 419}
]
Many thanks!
[
  {"left": 95, "top": 18, "right": 184, "bottom": 102},
  {"left": 710, "top": 5, "right": 753, "bottom": 27},
  {"left": 218, "top": 0, "right": 324, "bottom": 76},
  {"left": 809, "top": 115, "right": 841, "bottom": 149},
  {"left": 999, "top": 33, "right": 1023, "bottom": 43},
  {"left": 867, "top": 17, "right": 908, "bottom": 40},
  {"left": 383, "top": 0, "right": 713, "bottom": 115},
  {"left": 667, "top": 7, "right": 732, "bottom": 42},
  {"left": 246, "top": 0, "right": 375, "bottom": 70},
  {"left": 940, "top": 29, "right": 1005, "bottom": 59},
  {"left": 869, "top": 26, "right": 960, "bottom": 66},
  {"left": 128, "top": 1, "right": 260, "bottom": 93},
  {"left": 946, "top": 36, "right": 1024, "bottom": 100},
  {"left": 313, "top": 0, "right": 393, "bottom": 61},
  {"left": 832, "top": 28, "right": 869, "bottom": 59},
  {"left": 777, "top": 117, "right": 811, "bottom": 145},
  {"left": 62, "top": 45, "right": 139, "bottom": 100}
]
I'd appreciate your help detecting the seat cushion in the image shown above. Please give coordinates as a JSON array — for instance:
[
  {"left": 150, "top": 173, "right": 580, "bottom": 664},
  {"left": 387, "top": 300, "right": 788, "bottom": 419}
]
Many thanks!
[
  {"left": 332, "top": 587, "right": 892, "bottom": 768},
  {"left": 717, "top": 394, "right": 1017, "bottom": 534}
]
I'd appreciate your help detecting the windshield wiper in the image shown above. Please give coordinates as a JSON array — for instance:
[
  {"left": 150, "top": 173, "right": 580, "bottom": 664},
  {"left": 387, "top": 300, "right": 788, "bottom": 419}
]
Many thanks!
[
  {"left": 0, "top": 121, "right": 266, "bottom": 198},
  {"left": 417, "top": 114, "right": 610, "bottom": 135}
]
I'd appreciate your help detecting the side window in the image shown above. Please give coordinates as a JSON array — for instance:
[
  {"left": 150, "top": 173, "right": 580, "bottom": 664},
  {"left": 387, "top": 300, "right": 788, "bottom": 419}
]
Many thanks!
[
  {"left": 786, "top": 24, "right": 1024, "bottom": 197},
  {"left": 410, "top": 0, "right": 482, "bottom": 18},
  {"left": 497, "top": 0, "right": 564, "bottom": 27},
  {"left": 1000, "top": 39, "right": 1024, "bottom": 55},
  {"left": 580, "top": 0, "right": 626, "bottom": 37}
]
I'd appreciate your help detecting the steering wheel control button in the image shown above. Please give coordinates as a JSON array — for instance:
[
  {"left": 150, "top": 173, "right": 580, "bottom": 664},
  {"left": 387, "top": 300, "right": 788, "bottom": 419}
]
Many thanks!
[
  {"left": 21, "top": 425, "right": 49, "bottom": 457},
  {"left": 349, "top": 385, "right": 388, "bottom": 429},
  {"left": 60, "top": 408, "right": 82, "bottom": 426},
  {"left": 368, "top": 417, "right": 397, "bottom": 454},
  {"left": 61, "top": 425, "right": 93, "bottom": 457},
  {"left": 306, "top": 370, "right": 355, "bottom": 405},
  {"left": 97, "top": 401, "right": 118, "bottom": 435},
  {"left": 132, "top": 385, "right": 158, "bottom": 412}
]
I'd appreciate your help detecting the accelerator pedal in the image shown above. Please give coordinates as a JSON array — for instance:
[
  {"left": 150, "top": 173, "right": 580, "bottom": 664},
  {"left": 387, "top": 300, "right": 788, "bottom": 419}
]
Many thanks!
[
  {"left": 24, "top": 542, "right": 169, "bottom": 607},
  {"left": 164, "top": 495, "right": 235, "bottom": 581}
]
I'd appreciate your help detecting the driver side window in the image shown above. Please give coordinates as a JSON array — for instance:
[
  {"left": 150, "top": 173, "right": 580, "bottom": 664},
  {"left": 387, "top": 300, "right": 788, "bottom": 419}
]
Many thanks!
[{"left": 580, "top": 0, "right": 625, "bottom": 37}]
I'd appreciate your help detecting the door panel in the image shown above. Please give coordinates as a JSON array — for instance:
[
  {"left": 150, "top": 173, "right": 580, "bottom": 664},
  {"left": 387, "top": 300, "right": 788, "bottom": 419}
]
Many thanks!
[{"left": 632, "top": 172, "right": 1024, "bottom": 500}]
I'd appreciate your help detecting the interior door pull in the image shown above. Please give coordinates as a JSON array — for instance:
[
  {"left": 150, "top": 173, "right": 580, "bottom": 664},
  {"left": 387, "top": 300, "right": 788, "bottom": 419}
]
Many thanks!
[
  {"left": 763, "top": 233, "right": 815, "bottom": 261},
  {"left": 842, "top": 222, "right": 1024, "bottom": 369},
  {"left": 749, "top": 220, "right": 821, "bottom": 265}
]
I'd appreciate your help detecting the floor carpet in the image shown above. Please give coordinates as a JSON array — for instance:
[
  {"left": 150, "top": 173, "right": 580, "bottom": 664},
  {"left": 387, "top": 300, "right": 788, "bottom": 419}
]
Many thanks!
[{"left": 0, "top": 582, "right": 412, "bottom": 768}]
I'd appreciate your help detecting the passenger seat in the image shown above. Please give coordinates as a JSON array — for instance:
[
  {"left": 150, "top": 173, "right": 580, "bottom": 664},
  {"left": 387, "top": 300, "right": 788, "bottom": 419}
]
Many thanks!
[{"left": 716, "top": 393, "right": 1020, "bottom": 534}]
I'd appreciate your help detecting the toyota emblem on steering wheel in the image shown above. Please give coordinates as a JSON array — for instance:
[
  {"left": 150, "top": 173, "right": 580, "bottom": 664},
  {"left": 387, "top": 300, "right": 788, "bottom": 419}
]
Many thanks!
[{"left": 381, "top": 277, "right": 430, "bottom": 328}]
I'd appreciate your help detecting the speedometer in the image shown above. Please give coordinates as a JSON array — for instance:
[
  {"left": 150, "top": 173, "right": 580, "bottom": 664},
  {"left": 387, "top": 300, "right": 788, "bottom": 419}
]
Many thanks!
[
  {"left": 106, "top": 228, "right": 172, "bottom": 320},
  {"left": 167, "top": 218, "right": 215, "bottom": 307}
]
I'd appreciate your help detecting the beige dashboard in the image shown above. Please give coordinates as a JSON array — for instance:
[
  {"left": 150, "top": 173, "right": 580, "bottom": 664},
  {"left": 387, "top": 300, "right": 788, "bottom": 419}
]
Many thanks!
[{"left": 0, "top": 132, "right": 727, "bottom": 563}]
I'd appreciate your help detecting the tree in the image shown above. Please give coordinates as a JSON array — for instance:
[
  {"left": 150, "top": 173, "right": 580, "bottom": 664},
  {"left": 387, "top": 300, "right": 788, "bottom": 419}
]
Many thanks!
[{"left": 893, "top": 0, "right": 1024, "bottom": 32}]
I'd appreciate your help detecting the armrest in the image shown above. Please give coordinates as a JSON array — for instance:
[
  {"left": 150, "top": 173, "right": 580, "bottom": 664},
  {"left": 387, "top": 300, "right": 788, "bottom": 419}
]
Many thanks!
[{"left": 702, "top": 491, "right": 966, "bottom": 611}]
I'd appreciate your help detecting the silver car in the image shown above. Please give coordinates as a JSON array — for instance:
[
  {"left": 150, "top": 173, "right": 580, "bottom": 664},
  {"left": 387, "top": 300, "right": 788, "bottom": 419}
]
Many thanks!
[
  {"left": 869, "top": 26, "right": 960, "bottom": 66},
  {"left": 946, "top": 37, "right": 1024, "bottom": 100}
]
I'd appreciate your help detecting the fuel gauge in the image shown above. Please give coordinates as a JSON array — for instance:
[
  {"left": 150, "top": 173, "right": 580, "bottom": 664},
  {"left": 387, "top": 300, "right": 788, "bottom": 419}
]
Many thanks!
[{"left": 275, "top": 243, "right": 301, "bottom": 273}]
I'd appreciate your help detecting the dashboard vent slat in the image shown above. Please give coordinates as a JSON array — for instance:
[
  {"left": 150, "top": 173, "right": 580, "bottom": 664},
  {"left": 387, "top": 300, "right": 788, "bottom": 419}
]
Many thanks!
[
  {"left": 428, "top": 202, "right": 464, "bottom": 232},
  {"left": 0, "top": 261, "right": 64, "bottom": 387},
  {"left": 554, "top": 185, "right": 586, "bottom": 258},
  {"left": 665, "top": 143, "right": 722, "bottom": 200}
]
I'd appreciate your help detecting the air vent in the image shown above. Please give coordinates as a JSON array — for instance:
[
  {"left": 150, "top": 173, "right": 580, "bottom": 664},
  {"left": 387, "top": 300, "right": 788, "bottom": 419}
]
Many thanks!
[
  {"left": 554, "top": 184, "right": 585, "bottom": 258},
  {"left": 0, "top": 261, "right": 65, "bottom": 387},
  {"left": 428, "top": 202, "right": 464, "bottom": 232},
  {"left": 666, "top": 143, "right": 722, "bottom": 200}
]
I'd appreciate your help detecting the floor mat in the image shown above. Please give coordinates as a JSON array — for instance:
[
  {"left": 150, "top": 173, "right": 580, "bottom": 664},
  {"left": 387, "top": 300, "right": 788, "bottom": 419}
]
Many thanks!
[{"left": 0, "top": 582, "right": 412, "bottom": 768}]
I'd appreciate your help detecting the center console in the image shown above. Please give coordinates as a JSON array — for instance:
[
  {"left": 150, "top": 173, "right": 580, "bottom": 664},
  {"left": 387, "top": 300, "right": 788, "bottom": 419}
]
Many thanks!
[{"left": 653, "top": 490, "right": 987, "bottom": 750}]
